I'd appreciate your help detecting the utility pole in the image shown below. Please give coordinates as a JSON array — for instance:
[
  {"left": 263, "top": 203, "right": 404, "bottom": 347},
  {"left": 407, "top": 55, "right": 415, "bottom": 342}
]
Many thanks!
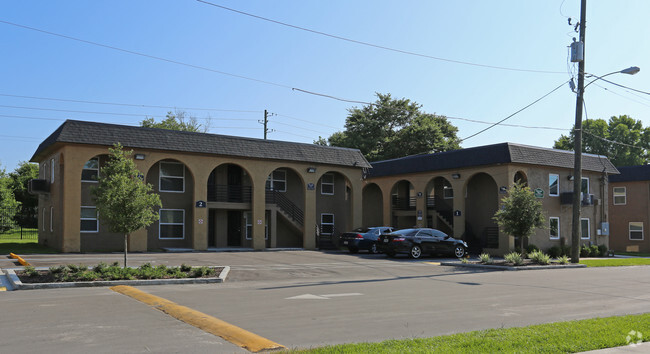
[
  {"left": 259, "top": 110, "right": 275, "bottom": 140},
  {"left": 571, "top": 0, "right": 587, "bottom": 263}
]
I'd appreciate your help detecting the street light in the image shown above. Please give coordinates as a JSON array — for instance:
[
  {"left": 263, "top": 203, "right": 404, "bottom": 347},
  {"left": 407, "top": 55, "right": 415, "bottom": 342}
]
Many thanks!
[{"left": 571, "top": 65, "right": 640, "bottom": 263}]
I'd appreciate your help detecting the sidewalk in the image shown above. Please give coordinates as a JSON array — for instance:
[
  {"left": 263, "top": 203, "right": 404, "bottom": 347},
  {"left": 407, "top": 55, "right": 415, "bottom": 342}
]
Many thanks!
[{"left": 581, "top": 342, "right": 650, "bottom": 353}]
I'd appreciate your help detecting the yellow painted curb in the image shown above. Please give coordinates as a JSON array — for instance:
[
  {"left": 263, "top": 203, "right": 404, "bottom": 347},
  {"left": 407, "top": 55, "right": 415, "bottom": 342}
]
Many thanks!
[
  {"left": 0, "top": 287, "right": 6, "bottom": 291},
  {"left": 423, "top": 262, "right": 441, "bottom": 265},
  {"left": 9, "top": 253, "right": 30, "bottom": 266},
  {"left": 110, "top": 285, "right": 285, "bottom": 352}
]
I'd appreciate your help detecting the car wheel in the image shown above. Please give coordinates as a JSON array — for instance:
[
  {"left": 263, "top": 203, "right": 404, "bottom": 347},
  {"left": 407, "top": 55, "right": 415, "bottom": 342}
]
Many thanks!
[
  {"left": 349, "top": 247, "right": 359, "bottom": 254},
  {"left": 369, "top": 243, "right": 379, "bottom": 254},
  {"left": 409, "top": 245, "right": 422, "bottom": 259},
  {"left": 454, "top": 245, "right": 466, "bottom": 258}
]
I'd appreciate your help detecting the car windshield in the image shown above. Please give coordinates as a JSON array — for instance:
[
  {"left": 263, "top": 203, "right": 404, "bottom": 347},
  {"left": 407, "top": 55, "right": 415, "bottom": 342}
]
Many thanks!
[
  {"left": 392, "top": 229, "right": 419, "bottom": 236},
  {"left": 354, "top": 228, "right": 372, "bottom": 233}
]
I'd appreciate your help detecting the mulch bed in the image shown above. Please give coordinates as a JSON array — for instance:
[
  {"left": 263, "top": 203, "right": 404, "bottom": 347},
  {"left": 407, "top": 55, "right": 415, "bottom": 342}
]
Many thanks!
[{"left": 16, "top": 267, "right": 224, "bottom": 283}]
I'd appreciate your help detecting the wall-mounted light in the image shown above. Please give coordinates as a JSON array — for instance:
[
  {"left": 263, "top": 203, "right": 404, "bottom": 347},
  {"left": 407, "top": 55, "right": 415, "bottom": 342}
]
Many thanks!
[
  {"left": 134, "top": 154, "right": 145, "bottom": 160},
  {"left": 452, "top": 173, "right": 461, "bottom": 179},
  {"left": 307, "top": 167, "right": 316, "bottom": 173},
  {"left": 567, "top": 175, "right": 574, "bottom": 181}
]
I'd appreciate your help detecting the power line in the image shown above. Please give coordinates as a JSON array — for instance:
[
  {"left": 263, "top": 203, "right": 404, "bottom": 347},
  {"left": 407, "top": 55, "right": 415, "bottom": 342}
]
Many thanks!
[
  {"left": 197, "top": 0, "right": 564, "bottom": 75},
  {"left": 0, "top": 92, "right": 262, "bottom": 113},
  {"left": 460, "top": 80, "right": 570, "bottom": 142},
  {"left": 0, "top": 19, "right": 293, "bottom": 89},
  {"left": 596, "top": 77, "right": 650, "bottom": 96},
  {"left": 275, "top": 113, "right": 340, "bottom": 130}
]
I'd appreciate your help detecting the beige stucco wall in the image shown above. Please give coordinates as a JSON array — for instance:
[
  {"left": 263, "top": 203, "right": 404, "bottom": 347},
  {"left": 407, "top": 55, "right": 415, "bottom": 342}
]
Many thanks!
[{"left": 36, "top": 142, "right": 365, "bottom": 252}]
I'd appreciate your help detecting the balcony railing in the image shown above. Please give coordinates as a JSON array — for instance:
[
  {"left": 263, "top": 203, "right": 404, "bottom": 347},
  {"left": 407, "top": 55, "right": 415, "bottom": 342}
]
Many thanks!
[
  {"left": 207, "top": 185, "right": 252, "bottom": 203},
  {"left": 392, "top": 196, "right": 416, "bottom": 210}
]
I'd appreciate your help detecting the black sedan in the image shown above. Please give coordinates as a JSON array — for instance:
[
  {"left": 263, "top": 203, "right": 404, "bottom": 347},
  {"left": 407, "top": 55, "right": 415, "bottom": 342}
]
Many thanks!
[
  {"left": 339, "top": 227, "right": 394, "bottom": 254},
  {"left": 378, "top": 228, "right": 468, "bottom": 259}
]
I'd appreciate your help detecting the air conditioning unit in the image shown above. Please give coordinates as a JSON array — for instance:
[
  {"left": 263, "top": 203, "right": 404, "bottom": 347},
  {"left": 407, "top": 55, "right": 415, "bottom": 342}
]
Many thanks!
[
  {"left": 28, "top": 179, "right": 50, "bottom": 194},
  {"left": 560, "top": 192, "right": 573, "bottom": 205},
  {"left": 582, "top": 193, "right": 594, "bottom": 206}
]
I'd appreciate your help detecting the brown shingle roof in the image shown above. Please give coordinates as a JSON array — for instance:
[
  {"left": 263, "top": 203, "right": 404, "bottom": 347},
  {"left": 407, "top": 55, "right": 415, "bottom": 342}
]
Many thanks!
[{"left": 30, "top": 120, "right": 371, "bottom": 168}]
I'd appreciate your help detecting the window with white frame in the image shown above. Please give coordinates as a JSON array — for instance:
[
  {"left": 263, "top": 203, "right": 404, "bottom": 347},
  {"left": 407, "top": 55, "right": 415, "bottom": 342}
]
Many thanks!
[
  {"left": 321, "top": 173, "right": 334, "bottom": 195},
  {"left": 613, "top": 187, "right": 626, "bottom": 205},
  {"left": 580, "top": 218, "right": 590, "bottom": 239},
  {"left": 80, "top": 206, "right": 98, "bottom": 233},
  {"left": 159, "top": 209, "right": 184, "bottom": 239},
  {"left": 266, "top": 169, "right": 286, "bottom": 192},
  {"left": 245, "top": 212, "right": 268, "bottom": 240},
  {"left": 159, "top": 162, "right": 185, "bottom": 192},
  {"left": 42, "top": 208, "right": 46, "bottom": 231},
  {"left": 629, "top": 222, "right": 644, "bottom": 240},
  {"left": 549, "top": 174, "right": 559, "bottom": 196},
  {"left": 82, "top": 157, "right": 99, "bottom": 182},
  {"left": 50, "top": 207, "right": 53, "bottom": 232},
  {"left": 320, "top": 213, "right": 334, "bottom": 235},
  {"left": 50, "top": 158, "right": 55, "bottom": 183},
  {"left": 549, "top": 217, "right": 560, "bottom": 239},
  {"left": 581, "top": 177, "right": 589, "bottom": 195}
]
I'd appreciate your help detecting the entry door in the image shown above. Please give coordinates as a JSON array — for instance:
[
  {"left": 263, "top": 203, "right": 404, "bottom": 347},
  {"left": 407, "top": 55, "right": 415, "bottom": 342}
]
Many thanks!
[{"left": 227, "top": 211, "right": 242, "bottom": 246}]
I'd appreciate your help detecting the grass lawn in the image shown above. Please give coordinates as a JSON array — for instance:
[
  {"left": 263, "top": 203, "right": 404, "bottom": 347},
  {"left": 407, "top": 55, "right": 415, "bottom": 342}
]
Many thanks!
[
  {"left": 0, "top": 241, "right": 58, "bottom": 255},
  {"left": 293, "top": 313, "right": 649, "bottom": 353},
  {"left": 615, "top": 252, "right": 650, "bottom": 257},
  {"left": 580, "top": 258, "right": 650, "bottom": 267}
]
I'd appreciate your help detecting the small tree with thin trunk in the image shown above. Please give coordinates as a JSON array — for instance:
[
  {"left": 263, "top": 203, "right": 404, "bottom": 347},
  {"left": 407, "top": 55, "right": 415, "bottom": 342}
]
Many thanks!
[
  {"left": 92, "top": 143, "right": 161, "bottom": 267},
  {"left": 493, "top": 182, "right": 546, "bottom": 254}
]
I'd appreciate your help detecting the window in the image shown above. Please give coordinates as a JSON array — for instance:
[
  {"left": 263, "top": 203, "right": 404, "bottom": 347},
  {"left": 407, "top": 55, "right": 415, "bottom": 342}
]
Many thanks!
[
  {"left": 82, "top": 157, "right": 99, "bottom": 182},
  {"left": 321, "top": 213, "right": 334, "bottom": 235},
  {"left": 581, "top": 177, "right": 589, "bottom": 195},
  {"left": 443, "top": 182, "right": 453, "bottom": 199},
  {"left": 629, "top": 222, "right": 644, "bottom": 240},
  {"left": 42, "top": 208, "right": 46, "bottom": 231},
  {"left": 159, "top": 209, "right": 184, "bottom": 239},
  {"left": 80, "top": 207, "right": 98, "bottom": 233},
  {"left": 159, "top": 162, "right": 185, "bottom": 192},
  {"left": 266, "top": 170, "right": 286, "bottom": 192},
  {"left": 50, "top": 207, "right": 54, "bottom": 232},
  {"left": 613, "top": 187, "right": 626, "bottom": 205},
  {"left": 245, "top": 212, "right": 268, "bottom": 240},
  {"left": 321, "top": 173, "right": 334, "bottom": 195},
  {"left": 580, "top": 218, "right": 590, "bottom": 239},
  {"left": 549, "top": 174, "right": 559, "bottom": 196},
  {"left": 549, "top": 217, "right": 560, "bottom": 239},
  {"left": 50, "top": 158, "right": 55, "bottom": 183}
]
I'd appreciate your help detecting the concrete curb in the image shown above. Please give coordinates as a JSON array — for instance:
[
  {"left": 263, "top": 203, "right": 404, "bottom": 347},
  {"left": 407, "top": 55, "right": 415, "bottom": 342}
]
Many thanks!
[
  {"left": 3, "top": 266, "right": 230, "bottom": 290},
  {"left": 441, "top": 261, "right": 587, "bottom": 271}
]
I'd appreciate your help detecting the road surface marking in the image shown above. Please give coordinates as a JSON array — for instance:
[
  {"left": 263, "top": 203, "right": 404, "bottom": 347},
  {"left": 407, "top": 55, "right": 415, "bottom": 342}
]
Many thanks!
[
  {"left": 110, "top": 285, "right": 284, "bottom": 352},
  {"left": 286, "top": 293, "right": 364, "bottom": 300}
]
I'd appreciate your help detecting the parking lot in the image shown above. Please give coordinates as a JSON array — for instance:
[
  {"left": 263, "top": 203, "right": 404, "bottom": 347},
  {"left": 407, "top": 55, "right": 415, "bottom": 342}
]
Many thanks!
[{"left": 2, "top": 250, "right": 650, "bottom": 352}]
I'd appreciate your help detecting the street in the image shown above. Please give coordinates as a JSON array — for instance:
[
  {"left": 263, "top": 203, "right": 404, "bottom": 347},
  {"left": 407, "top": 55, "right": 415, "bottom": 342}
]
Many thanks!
[{"left": 2, "top": 251, "right": 649, "bottom": 352}]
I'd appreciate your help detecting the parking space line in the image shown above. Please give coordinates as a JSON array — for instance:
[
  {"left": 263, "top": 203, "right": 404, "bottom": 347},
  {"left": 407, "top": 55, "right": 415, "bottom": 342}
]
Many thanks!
[{"left": 110, "top": 285, "right": 285, "bottom": 353}]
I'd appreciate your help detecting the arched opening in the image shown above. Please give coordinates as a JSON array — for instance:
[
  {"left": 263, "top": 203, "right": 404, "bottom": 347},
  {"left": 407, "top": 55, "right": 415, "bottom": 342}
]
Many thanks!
[
  {"left": 266, "top": 167, "right": 304, "bottom": 248},
  {"left": 514, "top": 171, "right": 528, "bottom": 186},
  {"left": 315, "top": 171, "right": 353, "bottom": 248},
  {"left": 146, "top": 159, "right": 194, "bottom": 251},
  {"left": 424, "top": 177, "right": 454, "bottom": 235},
  {"left": 390, "top": 180, "right": 415, "bottom": 229},
  {"left": 465, "top": 172, "right": 499, "bottom": 253},
  {"left": 362, "top": 183, "right": 383, "bottom": 227},
  {"left": 206, "top": 163, "right": 253, "bottom": 248}
]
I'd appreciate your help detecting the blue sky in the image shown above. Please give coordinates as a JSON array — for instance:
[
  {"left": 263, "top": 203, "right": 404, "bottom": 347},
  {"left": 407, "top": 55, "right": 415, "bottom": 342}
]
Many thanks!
[{"left": 1, "top": 1, "right": 649, "bottom": 171}]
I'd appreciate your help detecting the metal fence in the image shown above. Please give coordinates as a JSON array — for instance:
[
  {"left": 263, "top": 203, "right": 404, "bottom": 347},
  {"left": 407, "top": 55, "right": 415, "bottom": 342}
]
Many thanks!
[{"left": 0, "top": 206, "right": 38, "bottom": 240}]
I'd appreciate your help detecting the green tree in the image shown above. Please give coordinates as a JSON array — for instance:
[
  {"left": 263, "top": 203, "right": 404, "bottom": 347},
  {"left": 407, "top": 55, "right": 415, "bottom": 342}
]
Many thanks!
[
  {"left": 0, "top": 165, "right": 21, "bottom": 232},
  {"left": 140, "top": 110, "right": 209, "bottom": 133},
  {"left": 493, "top": 183, "right": 546, "bottom": 254},
  {"left": 553, "top": 115, "right": 650, "bottom": 166},
  {"left": 318, "top": 93, "right": 461, "bottom": 161},
  {"left": 9, "top": 161, "right": 39, "bottom": 211},
  {"left": 92, "top": 144, "right": 161, "bottom": 267}
]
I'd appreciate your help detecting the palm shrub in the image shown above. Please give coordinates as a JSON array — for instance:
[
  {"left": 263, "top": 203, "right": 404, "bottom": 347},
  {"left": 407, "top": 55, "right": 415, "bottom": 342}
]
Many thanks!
[
  {"left": 529, "top": 250, "right": 551, "bottom": 265},
  {"left": 479, "top": 253, "right": 493, "bottom": 264},
  {"left": 504, "top": 251, "right": 524, "bottom": 265},
  {"left": 556, "top": 255, "right": 570, "bottom": 264}
]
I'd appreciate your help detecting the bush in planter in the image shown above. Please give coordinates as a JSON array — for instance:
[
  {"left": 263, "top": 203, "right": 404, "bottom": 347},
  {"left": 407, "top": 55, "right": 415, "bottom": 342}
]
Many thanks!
[
  {"left": 504, "top": 252, "right": 524, "bottom": 265},
  {"left": 580, "top": 244, "right": 592, "bottom": 257},
  {"left": 590, "top": 244, "right": 600, "bottom": 257},
  {"left": 598, "top": 244, "right": 608, "bottom": 257},
  {"left": 548, "top": 246, "right": 561, "bottom": 258},
  {"left": 478, "top": 253, "right": 493, "bottom": 264},
  {"left": 525, "top": 244, "right": 540, "bottom": 254},
  {"left": 556, "top": 255, "right": 570, "bottom": 264},
  {"left": 529, "top": 250, "right": 551, "bottom": 265}
]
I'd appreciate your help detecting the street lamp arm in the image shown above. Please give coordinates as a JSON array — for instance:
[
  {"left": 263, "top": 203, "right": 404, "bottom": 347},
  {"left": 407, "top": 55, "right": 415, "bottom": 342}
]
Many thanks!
[{"left": 584, "top": 66, "right": 640, "bottom": 90}]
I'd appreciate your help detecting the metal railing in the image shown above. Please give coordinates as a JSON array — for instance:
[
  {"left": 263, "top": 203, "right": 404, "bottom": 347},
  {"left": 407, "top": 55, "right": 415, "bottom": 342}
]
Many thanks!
[
  {"left": 0, "top": 206, "right": 38, "bottom": 240},
  {"left": 207, "top": 185, "right": 252, "bottom": 203},
  {"left": 266, "top": 190, "right": 304, "bottom": 226},
  {"left": 392, "top": 196, "right": 416, "bottom": 210}
]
